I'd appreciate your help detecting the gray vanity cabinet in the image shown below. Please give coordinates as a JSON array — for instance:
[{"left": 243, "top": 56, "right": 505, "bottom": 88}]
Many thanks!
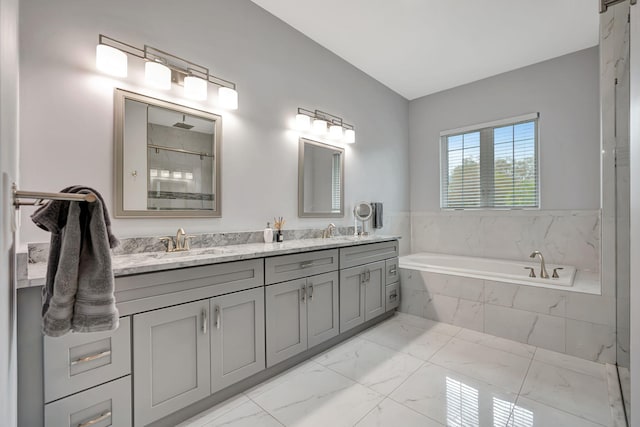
[
  {"left": 133, "top": 299, "right": 211, "bottom": 427},
  {"left": 210, "top": 287, "right": 265, "bottom": 393},
  {"left": 265, "top": 271, "right": 339, "bottom": 367},
  {"left": 339, "top": 260, "right": 385, "bottom": 333}
]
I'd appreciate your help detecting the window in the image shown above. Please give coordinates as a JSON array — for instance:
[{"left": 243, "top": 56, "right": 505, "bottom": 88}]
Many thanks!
[{"left": 440, "top": 113, "right": 539, "bottom": 209}]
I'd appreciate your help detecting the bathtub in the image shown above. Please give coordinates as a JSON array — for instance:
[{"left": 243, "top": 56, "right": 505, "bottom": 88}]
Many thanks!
[{"left": 399, "top": 252, "right": 576, "bottom": 288}]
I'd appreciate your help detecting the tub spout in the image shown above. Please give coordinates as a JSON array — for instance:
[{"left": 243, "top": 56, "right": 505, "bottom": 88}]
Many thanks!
[{"left": 529, "top": 251, "right": 549, "bottom": 279}]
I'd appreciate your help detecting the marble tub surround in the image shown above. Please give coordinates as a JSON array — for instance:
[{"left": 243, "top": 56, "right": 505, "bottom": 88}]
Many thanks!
[
  {"left": 21, "top": 234, "right": 400, "bottom": 288},
  {"left": 411, "top": 210, "right": 600, "bottom": 273},
  {"left": 399, "top": 269, "right": 616, "bottom": 364},
  {"left": 179, "top": 312, "right": 615, "bottom": 427}
]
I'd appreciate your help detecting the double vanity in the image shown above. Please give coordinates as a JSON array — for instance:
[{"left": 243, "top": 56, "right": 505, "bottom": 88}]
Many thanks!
[{"left": 17, "top": 235, "right": 400, "bottom": 427}]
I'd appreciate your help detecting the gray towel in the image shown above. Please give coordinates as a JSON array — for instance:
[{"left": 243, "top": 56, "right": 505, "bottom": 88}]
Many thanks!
[
  {"left": 32, "top": 186, "right": 119, "bottom": 337},
  {"left": 371, "top": 202, "right": 383, "bottom": 229}
]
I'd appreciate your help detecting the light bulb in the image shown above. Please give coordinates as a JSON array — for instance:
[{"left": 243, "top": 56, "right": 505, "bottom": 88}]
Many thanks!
[
  {"left": 184, "top": 76, "right": 207, "bottom": 101},
  {"left": 96, "top": 44, "right": 127, "bottom": 77},
  {"left": 295, "top": 114, "right": 311, "bottom": 131},
  {"left": 219, "top": 87, "right": 238, "bottom": 110},
  {"left": 145, "top": 61, "right": 171, "bottom": 90},
  {"left": 313, "top": 119, "right": 328, "bottom": 135},
  {"left": 329, "top": 124, "right": 343, "bottom": 140},
  {"left": 344, "top": 128, "right": 356, "bottom": 144}
]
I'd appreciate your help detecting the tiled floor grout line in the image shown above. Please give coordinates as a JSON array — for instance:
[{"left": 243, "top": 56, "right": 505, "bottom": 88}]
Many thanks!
[
  {"left": 243, "top": 393, "right": 287, "bottom": 427},
  {"left": 506, "top": 346, "right": 538, "bottom": 427}
]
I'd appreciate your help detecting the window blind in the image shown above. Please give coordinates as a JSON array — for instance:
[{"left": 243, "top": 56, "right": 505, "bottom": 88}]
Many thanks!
[
  {"left": 440, "top": 114, "right": 539, "bottom": 209},
  {"left": 331, "top": 153, "right": 341, "bottom": 212}
]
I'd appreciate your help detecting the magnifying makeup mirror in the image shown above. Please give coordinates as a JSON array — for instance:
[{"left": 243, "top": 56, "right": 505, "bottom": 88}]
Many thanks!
[{"left": 353, "top": 201, "right": 372, "bottom": 236}]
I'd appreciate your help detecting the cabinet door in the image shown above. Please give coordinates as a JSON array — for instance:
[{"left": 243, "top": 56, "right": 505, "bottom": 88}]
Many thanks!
[
  {"left": 364, "top": 261, "right": 386, "bottom": 321},
  {"left": 307, "top": 271, "right": 339, "bottom": 348},
  {"left": 211, "top": 287, "right": 265, "bottom": 393},
  {"left": 339, "top": 266, "right": 366, "bottom": 333},
  {"left": 133, "top": 300, "right": 210, "bottom": 427},
  {"left": 265, "top": 278, "right": 308, "bottom": 367}
]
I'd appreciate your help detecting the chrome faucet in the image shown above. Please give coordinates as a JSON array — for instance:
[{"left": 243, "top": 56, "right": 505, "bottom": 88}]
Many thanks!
[
  {"left": 159, "top": 228, "right": 195, "bottom": 252},
  {"left": 322, "top": 223, "right": 336, "bottom": 239},
  {"left": 529, "top": 251, "right": 549, "bottom": 279}
]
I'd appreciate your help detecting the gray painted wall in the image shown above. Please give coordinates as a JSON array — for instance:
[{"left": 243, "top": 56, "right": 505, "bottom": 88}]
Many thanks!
[
  {"left": 18, "top": 0, "right": 410, "bottom": 245},
  {"left": 0, "top": 0, "right": 19, "bottom": 424},
  {"left": 409, "top": 46, "right": 600, "bottom": 212}
]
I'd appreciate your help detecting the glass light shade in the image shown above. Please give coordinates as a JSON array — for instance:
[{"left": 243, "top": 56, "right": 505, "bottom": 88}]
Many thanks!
[
  {"left": 218, "top": 87, "right": 238, "bottom": 110},
  {"left": 295, "top": 114, "right": 311, "bottom": 131},
  {"left": 96, "top": 44, "right": 127, "bottom": 77},
  {"left": 145, "top": 61, "right": 171, "bottom": 90},
  {"left": 329, "top": 124, "right": 343, "bottom": 140},
  {"left": 344, "top": 128, "right": 356, "bottom": 144},
  {"left": 312, "top": 119, "right": 328, "bottom": 135},
  {"left": 184, "top": 76, "right": 207, "bottom": 101}
]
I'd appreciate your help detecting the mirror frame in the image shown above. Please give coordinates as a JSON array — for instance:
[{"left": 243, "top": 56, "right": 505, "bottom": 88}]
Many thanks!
[
  {"left": 298, "top": 137, "right": 345, "bottom": 218},
  {"left": 114, "top": 89, "right": 222, "bottom": 218}
]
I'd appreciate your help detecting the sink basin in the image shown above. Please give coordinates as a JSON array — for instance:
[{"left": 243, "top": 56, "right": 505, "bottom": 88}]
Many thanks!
[{"left": 145, "top": 247, "right": 230, "bottom": 259}]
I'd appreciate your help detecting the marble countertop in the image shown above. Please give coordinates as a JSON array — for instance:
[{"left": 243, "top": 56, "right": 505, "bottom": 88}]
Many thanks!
[{"left": 21, "top": 235, "right": 399, "bottom": 289}]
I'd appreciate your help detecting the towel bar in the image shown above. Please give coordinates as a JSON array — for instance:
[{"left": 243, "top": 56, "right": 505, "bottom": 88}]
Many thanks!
[{"left": 12, "top": 183, "right": 97, "bottom": 207}]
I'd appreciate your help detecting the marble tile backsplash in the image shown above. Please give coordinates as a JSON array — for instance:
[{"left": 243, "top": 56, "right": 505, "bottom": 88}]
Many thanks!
[{"left": 411, "top": 210, "right": 600, "bottom": 272}]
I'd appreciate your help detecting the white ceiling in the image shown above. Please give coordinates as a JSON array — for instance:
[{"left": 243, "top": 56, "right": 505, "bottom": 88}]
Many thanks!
[{"left": 251, "top": 0, "right": 600, "bottom": 100}]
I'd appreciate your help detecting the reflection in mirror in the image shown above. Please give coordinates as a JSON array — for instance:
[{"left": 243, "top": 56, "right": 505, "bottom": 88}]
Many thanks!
[
  {"left": 114, "top": 89, "right": 222, "bottom": 217},
  {"left": 298, "top": 138, "right": 344, "bottom": 218}
]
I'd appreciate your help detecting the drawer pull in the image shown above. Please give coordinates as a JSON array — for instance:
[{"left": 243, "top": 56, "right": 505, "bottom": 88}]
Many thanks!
[
  {"left": 300, "top": 261, "right": 314, "bottom": 269},
  {"left": 389, "top": 268, "right": 397, "bottom": 275},
  {"left": 70, "top": 350, "right": 111, "bottom": 366},
  {"left": 202, "top": 308, "right": 208, "bottom": 334},
  {"left": 78, "top": 411, "right": 111, "bottom": 427},
  {"left": 389, "top": 291, "right": 398, "bottom": 302}
]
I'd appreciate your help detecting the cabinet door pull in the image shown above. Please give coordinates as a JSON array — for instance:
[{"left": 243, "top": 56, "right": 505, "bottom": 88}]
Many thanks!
[
  {"left": 365, "top": 270, "right": 371, "bottom": 282},
  {"left": 202, "top": 308, "right": 208, "bottom": 334},
  {"left": 308, "top": 284, "right": 314, "bottom": 300},
  {"left": 70, "top": 350, "right": 111, "bottom": 366},
  {"left": 78, "top": 411, "right": 112, "bottom": 427},
  {"left": 300, "top": 261, "right": 313, "bottom": 269},
  {"left": 301, "top": 285, "right": 307, "bottom": 302},
  {"left": 215, "top": 306, "right": 221, "bottom": 329}
]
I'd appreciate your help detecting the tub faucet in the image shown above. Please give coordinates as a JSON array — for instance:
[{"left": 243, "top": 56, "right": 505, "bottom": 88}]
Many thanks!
[{"left": 529, "top": 251, "right": 549, "bottom": 279}]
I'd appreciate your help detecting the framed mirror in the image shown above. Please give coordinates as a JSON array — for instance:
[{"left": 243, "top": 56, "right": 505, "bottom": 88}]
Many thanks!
[
  {"left": 114, "top": 89, "right": 222, "bottom": 217},
  {"left": 298, "top": 138, "right": 344, "bottom": 217}
]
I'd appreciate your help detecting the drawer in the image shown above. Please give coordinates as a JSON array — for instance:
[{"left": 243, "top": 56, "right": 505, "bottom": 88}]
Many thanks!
[
  {"left": 385, "top": 283, "right": 400, "bottom": 312},
  {"left": 44, "top": 375, "right": 131, "bottom": 427},
  {"left": 265, "top": 249, "right": 339, "bottom": 285},
  {"left": 44, "top": 317, "right": 131, "bottom": 403},
  {"left": 385, "top": 258, "right": 399, "bottom": 285},
  {"left": 339, "top": 240, "right": 399, "bottom": 269}
]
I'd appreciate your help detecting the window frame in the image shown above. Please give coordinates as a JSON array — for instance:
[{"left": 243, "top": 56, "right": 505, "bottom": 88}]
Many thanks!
[{"left": 439, "top": 112, "right": 540, "bottom": 210}]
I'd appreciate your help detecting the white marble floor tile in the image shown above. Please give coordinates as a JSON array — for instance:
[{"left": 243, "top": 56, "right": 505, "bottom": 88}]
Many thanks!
[
  {"left": 245, "top": 360, "right": 320, "bottom": 400},
  {"left": 508, "top": 397, "right": 605, "bottom": 427},
  {"left": 354, "top": 398, "right": 444, "bottom": 427},
  {"left": 456, "top": 328, "right": 536, "bottom": 359},
  {"left": 392, "top": 312, "right": 462, "bottom": 336},
  {"left": 249, "top": 361, "right": 384, "bottom": 427},
  {"left": 390, "top": 362, "right": 518, "bottom": 427},
  {"left": 429, "top": 338, "right": 532, "bottom": 393},
  {"left": 533, "top": 348, "right": 606, "bottom": 379},
  {"left": 313, "top": 337, "right": 424, "bottom": 395},
  {"left": 360, "top": 317, "right": 453, "bottom": 361},
  {"left": 520, "top": 361, "right": 611, "bottom": 426},
  {"left": 177, "top": 394, "right": 275, "bottom": 427}
]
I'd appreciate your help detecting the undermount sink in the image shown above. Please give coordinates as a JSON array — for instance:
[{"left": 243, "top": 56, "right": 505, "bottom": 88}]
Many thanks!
[{"left": 146, "top": 247, "right": 230, "bottom": 259}]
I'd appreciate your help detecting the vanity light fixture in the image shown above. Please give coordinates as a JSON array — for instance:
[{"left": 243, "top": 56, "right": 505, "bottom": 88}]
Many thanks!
[
  {"left": 296, "top": 108, "right": 356, "bottom": 144},
  {"left": 96, "top": 34, "right": 239, "bottom": 109}
]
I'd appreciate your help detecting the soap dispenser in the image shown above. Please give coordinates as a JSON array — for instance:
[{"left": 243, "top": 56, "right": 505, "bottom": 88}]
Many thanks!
[{"left": 264, "top": 222, "right": 273, "bottom": 243}]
